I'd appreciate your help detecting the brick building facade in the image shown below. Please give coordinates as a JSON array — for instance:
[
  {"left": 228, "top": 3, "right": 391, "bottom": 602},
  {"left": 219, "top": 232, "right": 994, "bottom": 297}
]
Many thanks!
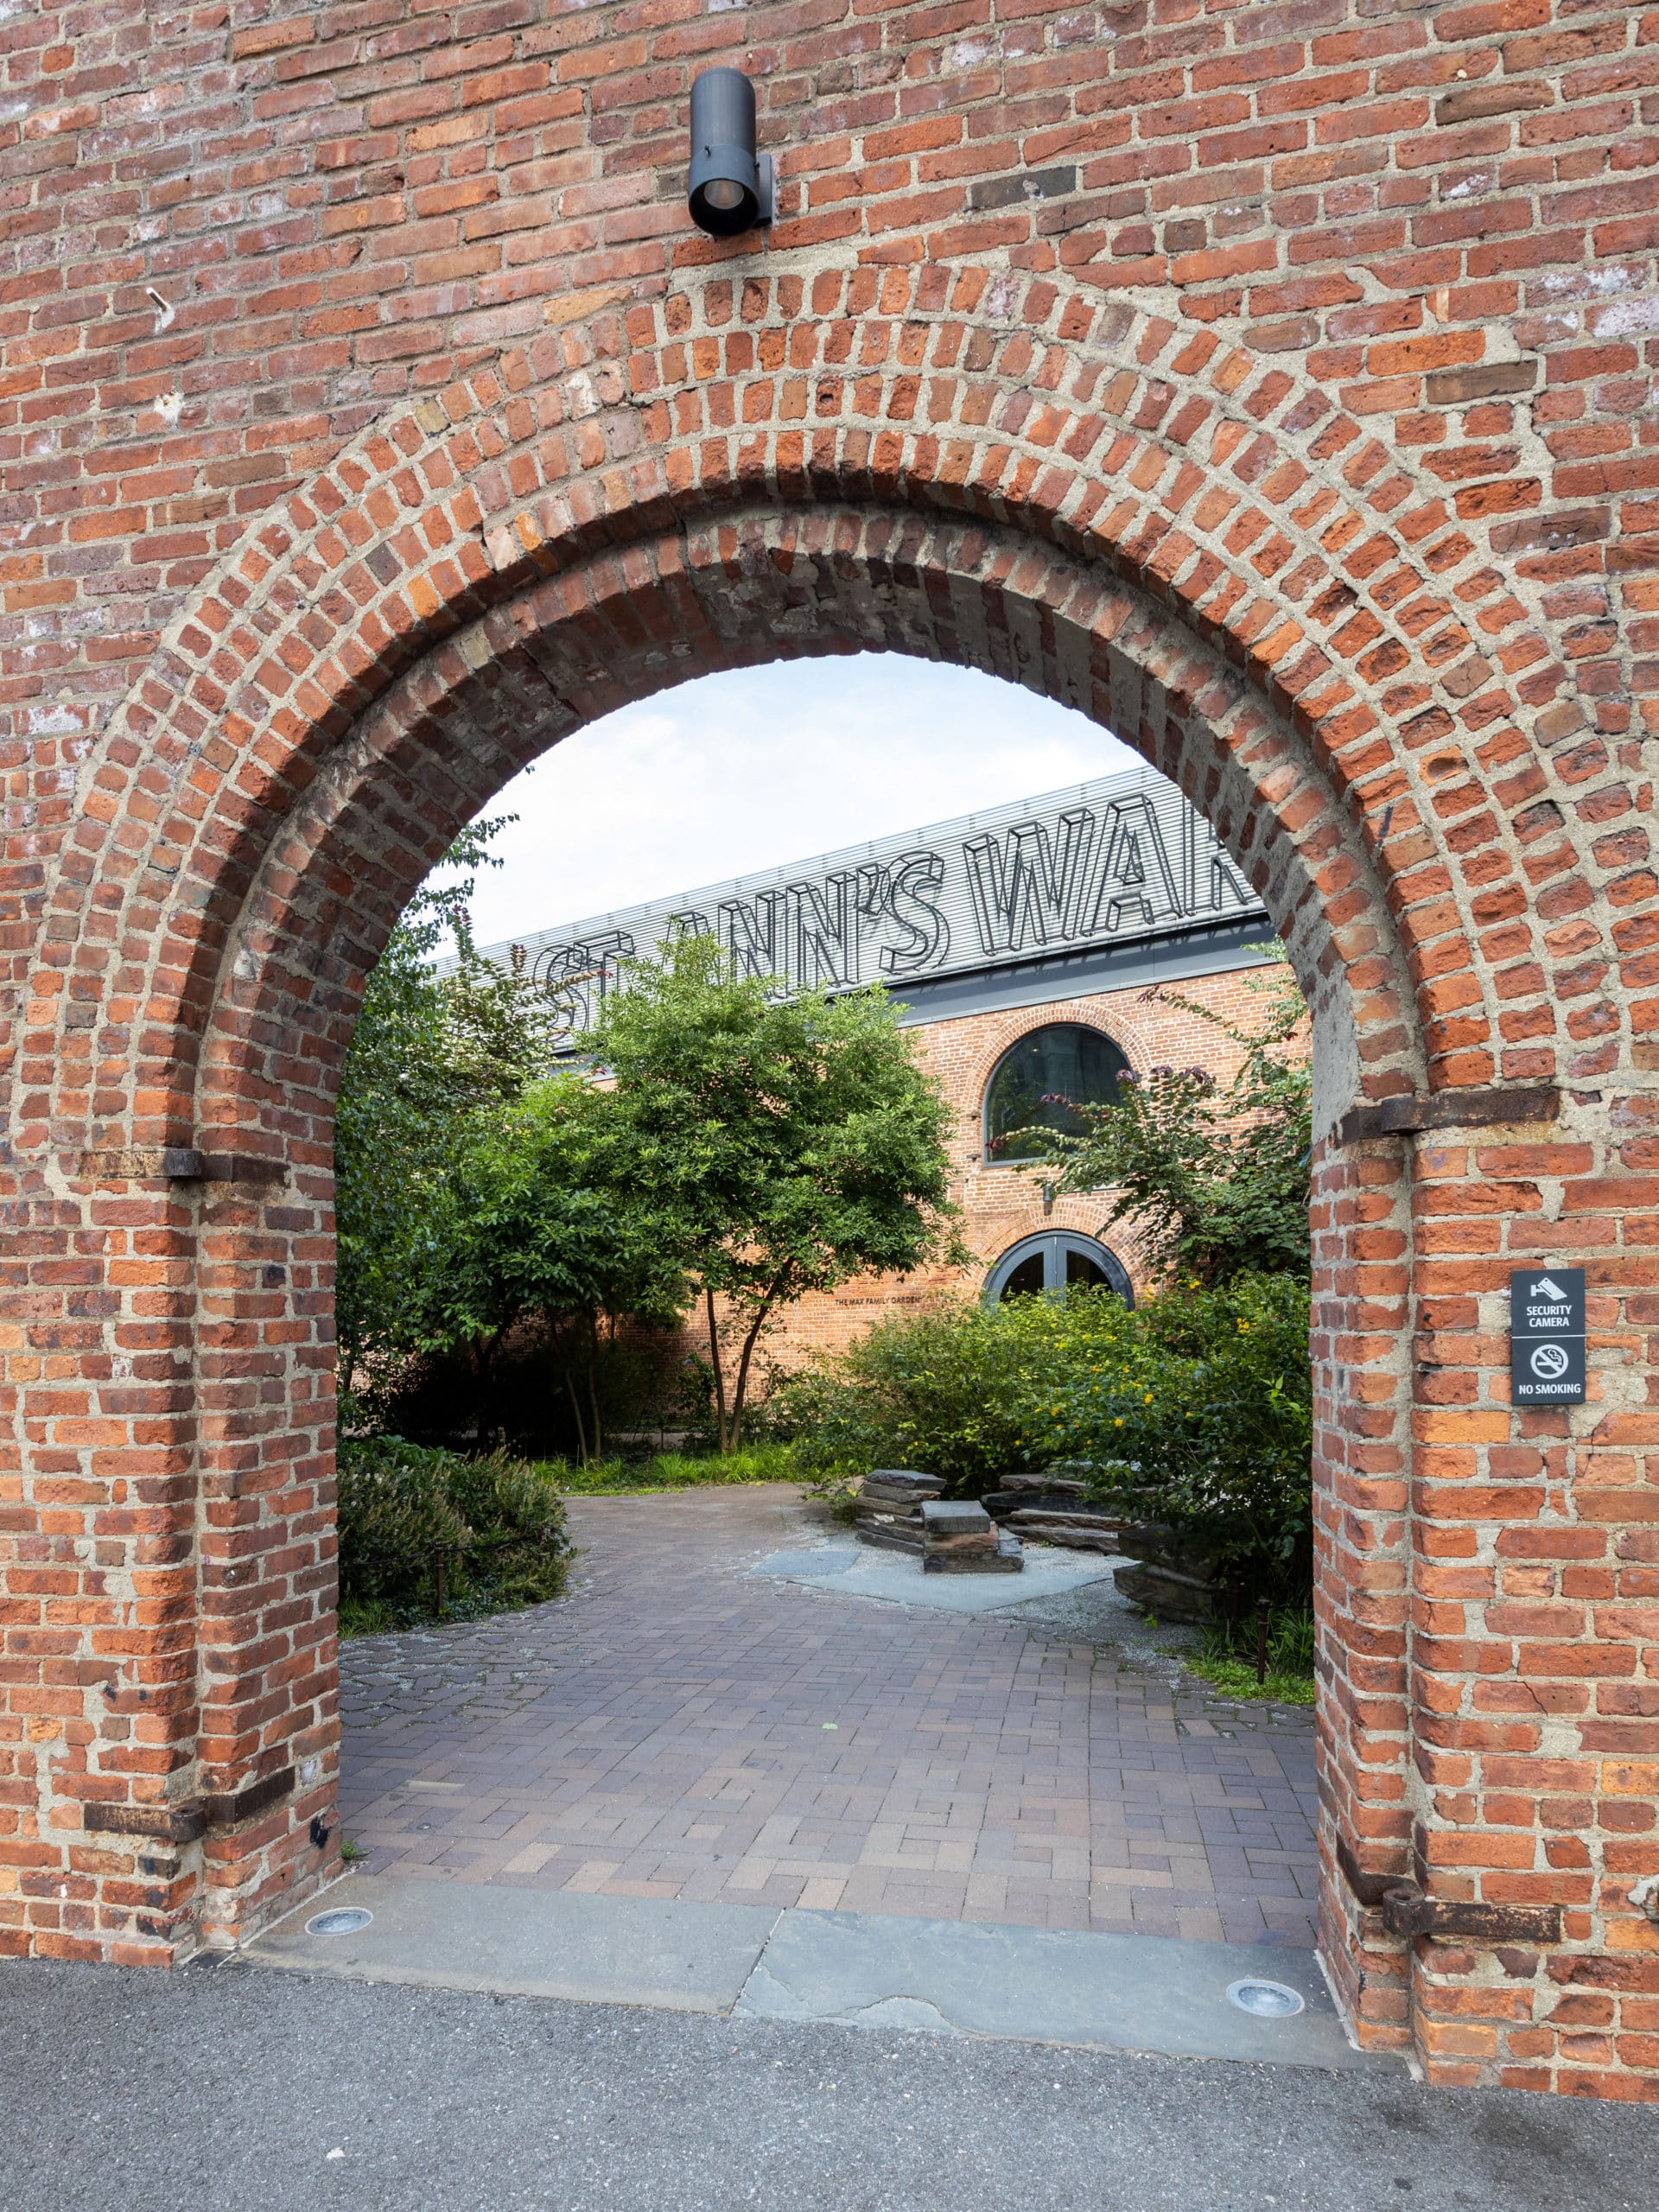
[
  {"left": 4, "top": 0, "right": 1658, "bottom": 2100},
  {"left": 480, "top": 769, "right": 1283, "bottom": 1357},
  {"left": 824, "top": 959, "right": 1274, "bottom": 1346}
]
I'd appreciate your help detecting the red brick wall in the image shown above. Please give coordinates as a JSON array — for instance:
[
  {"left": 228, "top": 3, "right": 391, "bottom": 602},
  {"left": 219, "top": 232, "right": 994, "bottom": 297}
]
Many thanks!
[{"left": 3, "top": 1, "right": 1656, "bottom": 2099}]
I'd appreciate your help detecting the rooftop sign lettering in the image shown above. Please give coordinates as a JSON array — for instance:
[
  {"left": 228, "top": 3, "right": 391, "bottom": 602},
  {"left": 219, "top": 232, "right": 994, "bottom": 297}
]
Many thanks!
[{"left": 479, "top": 766, "right": 1263, "bottom": 1044}]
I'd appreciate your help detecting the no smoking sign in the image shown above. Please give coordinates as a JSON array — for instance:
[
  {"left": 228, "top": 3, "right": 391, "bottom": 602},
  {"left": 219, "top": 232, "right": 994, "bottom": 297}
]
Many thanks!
[{"left": 1510, "top": 1267, "right": 1586, "bottom": 1406}]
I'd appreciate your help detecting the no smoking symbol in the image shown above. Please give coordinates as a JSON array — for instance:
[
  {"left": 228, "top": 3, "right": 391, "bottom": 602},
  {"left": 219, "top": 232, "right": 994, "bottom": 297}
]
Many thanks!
[{"left": 1510, "top": 1267, "right": 1586, "bottom": 1405}]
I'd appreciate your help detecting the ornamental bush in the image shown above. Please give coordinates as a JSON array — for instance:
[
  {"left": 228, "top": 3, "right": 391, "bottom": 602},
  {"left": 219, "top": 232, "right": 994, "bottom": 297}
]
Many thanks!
[
  {"left": 336, "top": 1435, "right": 572, "bottom": 1634},
  {"left": 769, "top": 1289, "right": 1145, "bottom": 1494},
  {"left": 775, "top": 1274, "right": 1311, "bottom": 1605},
  {"left": 1043, "top": 1274, "right": 1313, "bottom": 1607}
]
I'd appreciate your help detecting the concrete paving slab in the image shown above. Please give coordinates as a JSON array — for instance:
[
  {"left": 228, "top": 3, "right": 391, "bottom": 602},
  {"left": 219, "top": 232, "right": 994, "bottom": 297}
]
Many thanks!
[
  {"left": 252, "top": 1872, "right": 1383, "bottom": 2074},
  {"left": 750, "top": 1545, "right": 861, "bottom": 1577},
  {"left": 250, "top": 1874, "right": 779, "bottom": 2014},
  {"left": 753, "top": 1536, "right": 1116, "bottom": 1613},
  {"left": 735, "top": 1906, "right": 1394, "bottom": 2072}
]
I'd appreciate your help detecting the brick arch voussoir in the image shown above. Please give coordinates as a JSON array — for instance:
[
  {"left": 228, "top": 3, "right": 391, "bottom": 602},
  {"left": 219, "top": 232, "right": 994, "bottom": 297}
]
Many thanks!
[
  {"left": 480, "top": 271, "right": 1608, "bottom": 1088},
  {"left": 184, "top": 502, "right": 1414, "bottom": 1172},
  {"left": 48, "top": 258, "right": 1585, "bottom": 1158}
]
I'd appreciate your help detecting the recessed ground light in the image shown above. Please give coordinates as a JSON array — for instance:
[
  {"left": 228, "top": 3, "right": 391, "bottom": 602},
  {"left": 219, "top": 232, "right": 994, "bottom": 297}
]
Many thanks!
[
  {"left": 1226, "top": 1978, "right": 1304, "bottom": 2018},
  {"left": 306, "top": 1906, "right": 372, "bottom": 1936}
]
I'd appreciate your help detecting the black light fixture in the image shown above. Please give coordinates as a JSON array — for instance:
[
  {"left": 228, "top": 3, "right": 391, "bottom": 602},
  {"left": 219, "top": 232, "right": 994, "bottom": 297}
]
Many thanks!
[{"left": 687, "top": 67, "right": 773, "bottom": 238}]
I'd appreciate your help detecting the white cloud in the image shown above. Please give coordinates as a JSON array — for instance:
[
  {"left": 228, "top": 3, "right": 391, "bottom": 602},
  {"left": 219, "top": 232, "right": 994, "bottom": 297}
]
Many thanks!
[{"left": 450, "top": 653, "right": 1138, "bottom": 949}]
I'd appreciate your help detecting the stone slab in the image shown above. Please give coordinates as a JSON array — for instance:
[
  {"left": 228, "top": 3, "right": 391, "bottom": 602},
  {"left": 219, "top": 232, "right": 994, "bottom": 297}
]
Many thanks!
[
  {"left": 750, "top": 1546, "right": 861, "bottom": 1578},
  {"left": 753, "top": 1540, "right": 1115, "bottom": 1613},
  {"left": 853, "top": 1523, "right": 924, "bottom": 1554},
  {"left": 923, "top": 1545, "right": 1020, "bottom": 1574},
  {"left": 920, "top": 1500, "right": 991, "bottom": 1532},
  {"left": 249, "top": 1874, "right": 779, "bottom": 2015},
  {"left": 1005, "top": 1514, "right": 1121, "bottom": 1552},
  {"left": 1116, "top": 1561, "right": 1219, "bottom": 1625},
  {"left": 862, "top": 1470, "right": 943, "bottom": 1497},
  {"left": 735, "top": 1909, "right": 1397, "bottom": 2072},
  {"left": 249, "top": 1872, "right": 1389, "bottom": 2074}
]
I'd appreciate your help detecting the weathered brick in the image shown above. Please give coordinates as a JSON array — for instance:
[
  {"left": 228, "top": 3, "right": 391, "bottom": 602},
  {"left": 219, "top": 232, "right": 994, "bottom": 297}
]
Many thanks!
[{"left": 0, "top": 0, "right": 1653, "bottom": 2111}]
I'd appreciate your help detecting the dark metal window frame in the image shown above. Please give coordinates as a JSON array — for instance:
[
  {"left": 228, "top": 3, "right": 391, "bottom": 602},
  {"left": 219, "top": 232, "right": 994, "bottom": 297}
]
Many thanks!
[
  {"left": 981, "top": 1020, "right": 1130, "bottom": 1166},
  {"left": 982, "top": 1231, "right": 1135, "bottom": 1306}
]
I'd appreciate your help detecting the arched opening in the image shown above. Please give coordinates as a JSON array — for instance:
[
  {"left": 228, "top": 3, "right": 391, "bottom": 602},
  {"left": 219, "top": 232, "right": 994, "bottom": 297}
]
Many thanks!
[
  {"left": 983, "top": 1230, "right": 1135, "bottom": 1306},
  {"left": 982, "top": 1023, "right": 1133, "bottom": 1165},
  {"left": 24, "top": 266, "right": 1500, "bottom": 2069},
  {"left": 79, "top": 518, "right": 1410, "bottom": 2005},
  {"left": 166, "top": 503, "right": 1410, "bottom": 2022}
]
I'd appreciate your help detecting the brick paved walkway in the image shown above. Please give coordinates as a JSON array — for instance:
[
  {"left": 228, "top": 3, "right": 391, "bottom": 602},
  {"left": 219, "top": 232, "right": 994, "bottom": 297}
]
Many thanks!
[{"left": 340, "top": 1486, "right": 1319, "bottom": 1946}]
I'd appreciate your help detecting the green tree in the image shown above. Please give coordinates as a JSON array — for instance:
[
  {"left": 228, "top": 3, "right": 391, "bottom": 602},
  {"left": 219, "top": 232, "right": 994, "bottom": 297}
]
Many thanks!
[
  {"left": 587, "top": 936, "right": 965, "bottom": 1451},
  {"left": 334, "top": 819, "right": 568, "bottom": 1408},
  {"left": 1035, "top": 947, "right": 1312, "bottom": 1287},
  {"left": 416, "top": 1078, "right": 690, "bottom": 1461}
]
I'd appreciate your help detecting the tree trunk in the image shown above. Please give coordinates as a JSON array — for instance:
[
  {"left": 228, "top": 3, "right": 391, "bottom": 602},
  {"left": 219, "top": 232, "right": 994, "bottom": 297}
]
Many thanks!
[
  {"left": 563, "top": 1368, "right": 590, "bottom": 1465},
  {"left": 728, "top": 1274, "right": 787, "bottom": 1449},
  {"left": 586, "top": 1314, "right": 603, "bottom": 1465},
  {"left": 474, "top": 1334, "right": 500, "bottom": 1450},
  {"left": 704, "top": 1287, "right": 731, "bottom": 1453}
]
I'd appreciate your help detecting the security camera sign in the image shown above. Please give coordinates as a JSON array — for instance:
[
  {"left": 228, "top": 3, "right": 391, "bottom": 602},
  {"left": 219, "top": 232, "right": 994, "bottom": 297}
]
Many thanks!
[{"left": 1510, "top": 1268, "right": 1586, "bottom": 1405}]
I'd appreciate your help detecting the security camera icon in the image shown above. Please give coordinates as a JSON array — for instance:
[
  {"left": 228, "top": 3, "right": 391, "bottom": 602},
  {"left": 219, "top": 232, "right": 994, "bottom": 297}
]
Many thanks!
[{"left": 1529, "top": 1342, "right": 1570, "bottom": 1381}]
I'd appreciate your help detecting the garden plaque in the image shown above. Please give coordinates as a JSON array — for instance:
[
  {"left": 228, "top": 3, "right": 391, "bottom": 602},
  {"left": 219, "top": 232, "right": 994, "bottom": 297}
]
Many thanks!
[{"left": 1510, "top": 1266, "right": 1586, "bottom": 1407}]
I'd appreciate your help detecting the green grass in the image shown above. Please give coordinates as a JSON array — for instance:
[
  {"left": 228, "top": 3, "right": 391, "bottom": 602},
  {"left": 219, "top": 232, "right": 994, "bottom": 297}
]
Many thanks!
[
  {"left": 534, "top": 1442, "right": 801, "bottom": 1495},
  {"left": 340, "top": 1596, "right": 397, "bottom": 1637},
  {"left": 1185, "top": 1654, "right": 1316, "bottom": 1705},
  {"left": 1185, "top": 1605, "right": 1317, "bottom": 1705}
]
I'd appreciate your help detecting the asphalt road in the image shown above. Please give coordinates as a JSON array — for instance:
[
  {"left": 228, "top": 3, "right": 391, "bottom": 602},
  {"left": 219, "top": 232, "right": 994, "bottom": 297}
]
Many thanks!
[{"left": 2, "top": 1956, "right": 1653, "bottom": 2212}]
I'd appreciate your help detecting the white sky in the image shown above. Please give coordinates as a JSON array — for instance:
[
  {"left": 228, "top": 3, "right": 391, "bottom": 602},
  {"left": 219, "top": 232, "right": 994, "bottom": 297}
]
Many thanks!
[{"left": 448, "top": 653, "right": 1139, "bottom": 947}]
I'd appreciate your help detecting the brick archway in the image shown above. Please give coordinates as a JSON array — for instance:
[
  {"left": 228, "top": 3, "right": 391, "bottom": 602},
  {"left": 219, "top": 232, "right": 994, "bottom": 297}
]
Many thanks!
[{"left": 10, "top": 262, "right": 1655, "bottom": 2096}]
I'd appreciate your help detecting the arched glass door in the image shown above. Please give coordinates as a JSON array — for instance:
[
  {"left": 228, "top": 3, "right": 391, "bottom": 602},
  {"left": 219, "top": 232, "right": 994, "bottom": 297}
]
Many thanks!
[{"left": 983, "top": 1232, "right": 1134, "bottom": 1305}]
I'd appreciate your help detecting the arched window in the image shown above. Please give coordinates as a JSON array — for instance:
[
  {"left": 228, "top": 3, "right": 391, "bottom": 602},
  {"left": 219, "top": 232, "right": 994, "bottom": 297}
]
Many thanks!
[
  {"left": 983, "top": 1232, "right": 1134, "bottom": 1305},
  {"left": 982, "top": 1022, "right": 1130, "bottom": 1163}
]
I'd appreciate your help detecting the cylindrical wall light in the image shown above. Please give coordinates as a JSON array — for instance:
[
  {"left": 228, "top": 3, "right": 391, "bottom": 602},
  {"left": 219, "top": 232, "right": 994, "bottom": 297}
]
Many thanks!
[{"left": 687, "top": 67, "right": 774, "bottom": 238}]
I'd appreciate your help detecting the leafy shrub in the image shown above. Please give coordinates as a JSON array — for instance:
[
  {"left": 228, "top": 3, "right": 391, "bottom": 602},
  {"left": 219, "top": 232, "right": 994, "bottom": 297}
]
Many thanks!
[
  {"left": 772, "top": 1274, "right": 1312, "bottom": 1605},
  {"left": 337, "top": 1435, "right": 571, "bottom": 1633},
  {"left": 444, "top": 1449, "right": 574, "bottom": 1609},
  {"left": 1040, "top": 1274, "right": 1313, "bottom": 1607},
  {"left": 770, "top": 1291, "right": 1153, "bottom": 1496},
  {"left": 337, "top": 1435, "right": 470, "bottom": 1610}
]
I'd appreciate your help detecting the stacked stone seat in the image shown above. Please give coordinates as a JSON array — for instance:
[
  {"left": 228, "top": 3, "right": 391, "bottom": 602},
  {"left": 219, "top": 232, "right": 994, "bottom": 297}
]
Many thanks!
[
  {"left": 921, "top": 1499, "right": 1022, "bottom": 1575},
  {"left": 855, "top": 1468, "right": 944, "bottom": 1553},
  {"left": 981, "top": 1472, "right": 1132, "bottom": 1553},
  {"left": 1113, "top": 1522, "right": 1222, "bottom": 1624}
]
